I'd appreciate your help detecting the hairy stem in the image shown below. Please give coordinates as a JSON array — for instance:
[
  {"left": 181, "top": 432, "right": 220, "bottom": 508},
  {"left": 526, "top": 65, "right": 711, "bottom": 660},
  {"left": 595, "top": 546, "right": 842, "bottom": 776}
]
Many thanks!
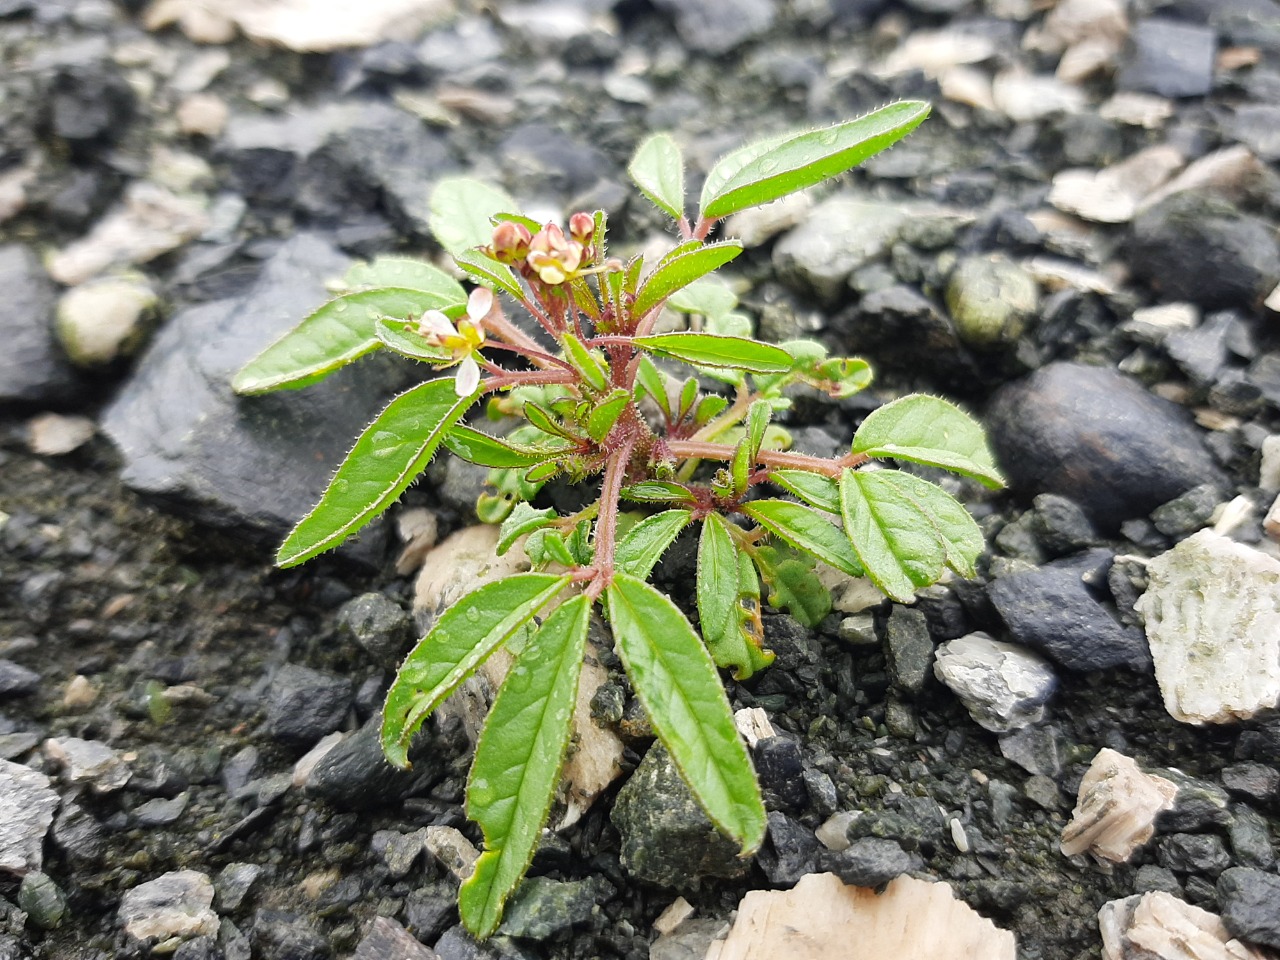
[
  {"left": 588, "top": 436, "right": 636, "bottom": 598},
  {"left": 667, "top": 440, "right": 870, "bottom": 477},
  {"left": 481, "top": 369, "right": 579, "bottom": 393}
]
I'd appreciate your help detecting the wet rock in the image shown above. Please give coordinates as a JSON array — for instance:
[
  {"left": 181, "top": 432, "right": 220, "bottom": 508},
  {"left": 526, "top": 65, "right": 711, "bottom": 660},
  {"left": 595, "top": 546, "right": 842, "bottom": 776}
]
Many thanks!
[
  {"left": 499, "top": 876, "right": 613, "bottom": 940},
  {"left": 0, "top": 244, "right": 77, "bottom": 405},
  {"left": 773, "top": 195, "right": 907, "bottom": 303},
  {"left": 650, "top": 0, "right": 775, "bottom": 55},
  {"left": 1157, "top": 834, "right": 1231, "bottom": 877},
  {"left": 821, "top": 837, "right": 922, "bottom": 888},
  {"left": 101, "top": 234, "right": 398, "bottom": 548},
  {"left": 119, "top": 870, "right": 219, "bottom": 947},
  {"left": 758, "top": 812, "right": 822, "bottom": 886},
  {"left": 933, "top": 633, "right": 1057, "bottom": 733},
  {"left": 1218, "top": 867, "right": 1280, "bottom": 949},
  {"left": 1117, "top": 18, "right": 1216, "bottom": 98},
  {"left": 249, "top": 910, "right": 330, "bottom": 960},
  {"left": 1220, "top": 763, "right": 1280, "bottom": 805},
  {"left": 55, "top": 274, "right": 157, "bottom": 367},
  {"left": 337, "top": 593, "right": 413, "bottom": 666},
  {"left": 17, "top": 873, "right": 66, "bottom": 930},
  {"left": 884, "top": 606, "right": 933, "bottom": 696},
  {"left": 302, "top": 717, "right": 439, "bottom": 808},
  {"left": 352, "top": 917, "right": 436, "bottom": 959},
  {"left": 43, "top": 736, "right": 130, "bottom": 793},
  {"left": 946, "top": 256, "right": 1038, "bottom": 347},
  {"left": 611, "top": 743, "right": 749, "bottom": 888},
  {"left": 986, "top": 362, "right": 1228, "bottom": 530},
  {"left": 1098, "top": 891, "right": 1266, "bottom": 960},
  {"left": 265, "top": 664, "right": 352, "bottom": 746},
  {"left": 1136, "top": 530, "right": 1280, "bottom": 724},
  {"left": 987, "top": 551, "right": 1149, "bottom": 672},
  {"left": 1129, "top": 192, "right": 1280, "bottom": 310},
  {"left": 0, "top": 760, "right": 58, "bottom": 877},
  {"left": 214, "top": 863, "right": 262, "bottom": 913}
]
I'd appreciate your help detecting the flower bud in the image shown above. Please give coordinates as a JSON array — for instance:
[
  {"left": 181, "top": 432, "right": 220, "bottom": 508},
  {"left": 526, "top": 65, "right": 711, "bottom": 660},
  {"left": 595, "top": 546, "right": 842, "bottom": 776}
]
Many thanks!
[
  {"left": 568, "top": 212, "right": 595, "bottom": 245},
  {"left": 490, "top": 221, "right": 532, "bottom": 264}
]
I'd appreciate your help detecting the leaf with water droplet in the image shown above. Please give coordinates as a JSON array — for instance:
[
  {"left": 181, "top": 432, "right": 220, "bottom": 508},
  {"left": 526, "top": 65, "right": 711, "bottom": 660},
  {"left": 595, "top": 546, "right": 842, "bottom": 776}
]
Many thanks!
[{"left": 460, "top": 593, "right": 590, "bottom": 938}]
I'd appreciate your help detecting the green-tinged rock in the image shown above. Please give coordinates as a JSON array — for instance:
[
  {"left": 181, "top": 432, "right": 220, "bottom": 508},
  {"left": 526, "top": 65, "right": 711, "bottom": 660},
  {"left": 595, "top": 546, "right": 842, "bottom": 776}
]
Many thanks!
[
  {"left": 946, "top": 256, "right": 1038, "bottom": 347},
  {"left": 498, "top": 876, "right": 614, "bottom": 940},
  {"left": 55, "top": 274, "right": 158, "bottom": 366},
  {"left": 18, "top": 873, "right": 66, "bottom": 930}
]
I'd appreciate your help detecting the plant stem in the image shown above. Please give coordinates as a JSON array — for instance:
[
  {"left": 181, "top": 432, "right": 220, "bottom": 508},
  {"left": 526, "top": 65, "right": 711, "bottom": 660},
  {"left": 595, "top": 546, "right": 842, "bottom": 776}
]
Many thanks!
[
  {"left": 481, "top": 369, "right": 579, "bottom": 393},
  {"left": 483, "top": 340, "right": 574, "bottom": 372},
  {"left": 485, "top": 309, "right": 549, "bottom": 360},
  {"left": 666, "top": 440, "right": 870, "bottom": 477},
  {"left": 588, "top": 436, "right": 636, "bottom": 598}
]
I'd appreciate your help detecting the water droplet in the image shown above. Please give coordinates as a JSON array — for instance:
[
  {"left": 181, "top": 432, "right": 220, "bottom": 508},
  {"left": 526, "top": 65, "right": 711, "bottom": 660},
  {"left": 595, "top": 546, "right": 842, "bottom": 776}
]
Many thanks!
[
  {"left": 370, "top": 430, "right": 399, "bottom": 456},
  {"left": 759, "top": 158, "right": 779, "bottom": 174},
  {"left": 334, "top": 302, "right": 348, "bottom": 313},
  {"left": 818, "top": 131, "right": 838, "bottom": 146},
  {"left": 465, "top": 607, "right": 480, "bottom": 623}
]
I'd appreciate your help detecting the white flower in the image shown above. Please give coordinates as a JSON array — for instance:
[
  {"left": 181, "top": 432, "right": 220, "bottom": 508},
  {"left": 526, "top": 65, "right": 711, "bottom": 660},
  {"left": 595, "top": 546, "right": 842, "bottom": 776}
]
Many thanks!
[{"left": 417, "top": 287, "right": 493, "bottom": 396}]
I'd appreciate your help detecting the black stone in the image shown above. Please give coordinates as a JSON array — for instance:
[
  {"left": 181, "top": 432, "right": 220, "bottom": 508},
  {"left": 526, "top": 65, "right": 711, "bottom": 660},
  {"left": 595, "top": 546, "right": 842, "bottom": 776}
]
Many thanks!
[
  {"left": 1157, "top": 770, "right": 1233, "bottom": 831},
  {"left": 337, "top": 593, "right": 414, "bottom": 666},
  {"left": 986, "top": 363, "right": 1228, "bottom": 530},
  {"left": 1228, "top": 806, "right": 1276, "bottom": 871},
  {"left": 303, "top": 717, "right": 440, "bottom": 808},
  {"left": 0, "top": 661, "right": 39, "bottom": 698},
  {"left": 884, "top": 606, "right": 933, "bottom": 696},
  {"left": 402, "top": 888, "right": 455, "bottom": 942},
  {"left": 821, "top": 837, "right": 922, "bottom": 888},
  {"left": 1218, "top": 867, "right": 1280, "bottom": 949},
  {"left": 0, "top": 245, "right": 77, "bottom": 405},
  {"left": 754, "top": 736, "right": 808, "bottom": 813},
  {"left": 1118, "top": 18, "right": 1217, "bottom": 98},
  {"left": 758, "top": 812, "right": 822, "bottom": 886},
  {"left": 1030, "top": 494, "right": 1098, "bottom": 557},
  {"left": 47, "top": 61, "right": 135, "bottom": 147},
  {"left": 250, "top": 910, "right": 331, "bottom": 960},
  {"left": 1221, "top": 762, "right": 1280, "bottom": 805},
  {"left": 650, "top": 0, "right": 777, "bottom": 55},
  {"left": 1156, "top": 833, "right": 1232, "bottom": 876},
  {"left": 265, "top": 664, "right": 352, "bottom": 747}
]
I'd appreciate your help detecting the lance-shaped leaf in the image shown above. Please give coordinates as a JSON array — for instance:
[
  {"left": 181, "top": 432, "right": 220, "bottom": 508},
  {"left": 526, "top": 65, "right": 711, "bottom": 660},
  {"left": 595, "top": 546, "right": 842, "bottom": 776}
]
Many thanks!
[
  {"left": 431, "top": 178, "right": 518, "bottom": 257},
  {"left": 443, "top": 425, "right": 569, "bottom": 469},
  {"left": 851, "top": 394, "right": 1004, "bottom": 488},
  {"left": 621, "top": 480, "right": 697, "bottom": 505},
  {"left": 629, "top": 132, "right": 685, "bottom": 222},
  {"left": 374, "top": 317, "right": 453, "bottom": 363},
  {"left": 561, "top": 334, "right": 609, "bottom": 392},
  {"left": 614, "top": 509, "right": 693, "bottom": 579},
  {"left": 233, "top": 288, "right": 452, "bottom": 395},
  {"left": 699, "top": 514, "right": 774, "bottom": 679},
  {"left": 607, "top": 574, "right": 766, "bottom": 854},
  {"left": 497, "top": 502, "right": 559, "bottom": 556},
  {"left": 454, "top": 249, "right": 526, "bottom": 301},
  {"left": 634, "top": 332, "right": 792, "bottom": 374},
  {"left": 742, "top": 498, "right": 864, "bottom": 577},
  {"left": 277, "top": 379, "right": 476, "bottom": 567},
  {"left": 699, "top": 101, "right": 931, "bottom": 220},
  {"left": 839, "top": 468, "right": 947, "bottom": 603},
  {"left": 634, "top": 355, "right": 672, "bottom": 418},
  {"left": 633, "top": 241, "right": 743, "bottom": 317},
  {"left": 868, "top": 470, "right": 984, "bottom": 578},
  {"left": 381, "top": 573, "right": 570, "bottom": 768},
  {"left": 342, "top": 257, "right": 467, "bottom": 303},
  {"left": 752, "top": 544, "right": 830, "bottom": 628},
  {"left": 587, "top": 389, "right": 631, "bottom": 442},
  {"left": 770, "top": 469, "right": 840, "bottom": 514},
  {"left": 459, "top": 594, "right": 590, "bottom": 939}
]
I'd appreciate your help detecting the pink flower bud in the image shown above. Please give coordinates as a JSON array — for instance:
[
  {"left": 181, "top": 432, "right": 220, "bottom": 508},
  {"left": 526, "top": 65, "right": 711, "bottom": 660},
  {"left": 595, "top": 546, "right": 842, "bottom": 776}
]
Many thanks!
[
  {"left": 490, "top": 221, "right": 532, "bottom": 264},
  {"left": 569, "top": 212, "right": 595, "bottom": 245}
]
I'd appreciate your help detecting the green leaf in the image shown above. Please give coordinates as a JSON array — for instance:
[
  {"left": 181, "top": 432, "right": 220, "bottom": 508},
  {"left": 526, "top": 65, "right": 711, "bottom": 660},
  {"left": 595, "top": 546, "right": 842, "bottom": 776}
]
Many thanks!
[
  {"left": 698, "top": 514, "right": 774, "bottom": 679},
  {"left": 498, "top": 503, "right": 559, "bottom": 555},
  {"left": 614, "top": 509, "right": 693, "bottom": 579},
  {"left": 867, "top": 470, "right": 984, "bottom": 578},
  {"left": 525, "top": 528, "right": 575, "bottom": 567},
  {"left": 697, "top": 130, "right": 794, "bottom": 222},
  {"left": 620, "top": 481, "right": 698, "bottom": 505},
  {"left": 586, "top": 389, "right": 631, "bottom": 443},
  {"left": 851, "top": 394, "right": 1003, "bottom": 488},
  {"left": 699, "top": 101, "right": 931, "bottom": 220},
  {"left": 454, "top": 249, "right": 526, "bottom": 302},
  {"left": 839, "top": 468, "right": 947, "bottom": 603},
  {"left": 742, "top": 499, "right": 865, "bottom": 578},
  {"left": 752, "top": 544, "right": 831, "bottom": 628},
  {"left": 431, "top": 178, "right": 518, "bottom": 257},
  {"left": 443, "top": 425, "right": 569, "bottom": 469},
  {"left": 628, "top": 132, "right": 685, "bottom": 222},
  {"left": 634, "top": 333, "right": 792, "bottom": 374},
  {"left": 232, "top": 288, "right": 451, "bottom": 395},
  {"left": 633, "top": 241, "right": 744, "bottom": 317},
  {"left": 809, "top": 357, "right": 873, "bottom": 399},
  {"left": 694, "top": 395, "right": 729, "bottom": 425},
  {"left": 770, "top": 469, "right": 841, "bottom": 514},
  {"left": 523, "top": 402, "right": 576, "bottom": 441},
  {"left": 342, "top": 257, "right": 467, "bottom": 304},
  {"left": 381, "top": 573, "right": 570, "bottom": 768},
  {"left": 744, "top": 400, "right": 770, "bottom": 462},
  {"left": 460, "top": 594, "right": 590, "bottom": 939},
  {"left": 634, "top": 356, "right": 671, "bottom": 418},
  {"left": 667, "top": 277, "right": 738, "bottom": 320},
  {"left": 606, "top": 574, "right": 766, "bottom": 854},
  {"left": 374, "top": 317, "right": 453, "bottom": 363},
  {"left": 561, "top": 334, "right": 610, "bottom": 393},
  {"left": 277, "top": 379, "right": 475, "bottom": 567},
  {"left": 490, "top": 211, "right": 542, "bottom": 234}
]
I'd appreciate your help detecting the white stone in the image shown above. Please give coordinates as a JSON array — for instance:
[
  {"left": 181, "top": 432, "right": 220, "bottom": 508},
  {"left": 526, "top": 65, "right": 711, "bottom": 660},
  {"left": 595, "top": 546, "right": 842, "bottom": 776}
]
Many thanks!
[
  {"left": 1140, "top": 146, "right": 1266, "bottom": 213},
  {"left": 773, "top": 194, "right": 909, "bottom": 302},
  {"left": 1099, "top": 891, "right": 1269, "bottom": 960},
  {"left": 48, "top": 182, "right": 207, "bottom": 286},
  {"left": 653, "top": 896, "right": 695, "bottom": 936},
  {"left": 991, "top": 70, "right": 1085, "bottom": 122},
  {"left": 734, "top": 707, "right": 777, "bottom": 748},
  {"left": 1121, "top": 303, "right": 1199, "bottom": 344},
  {"left": 725, "top": 193, "right": 813, "bottom": 248},
  {"left": 118, "top": 870, "right": 218, "bottom": 945},
  {"left": 1264, "top": 494, "right": 1280, "bottom": 542},
  {"left": 933, "top": 632, "right": 1057, "bottom": 733},
  {"left": 27, "top": 413, "right": 95, "bottom": 456},
  {"left": 0, "top": 760, "right": 59, "bottom": 877},
  {"left": 1032, "top": 0, "right": 1127, "bottom": 54},
  {"left": 394, "top": 507, "right": 439, "bottom": 575},
  {"left": 1099, "top": 92, "right": 1175, "bottom": 129},
  {"left": 177, "top": 93, "right": 229, "bottom": 137},
  {"left": 1024, "top": 256, "right": 1117, "bottom": 295},
  {"left": 56, "top": 274, "right": 158, "bottom": 365},
  {"left": 1050, "top": 145, "right": 1184, "bottom": 224},
  {"left": 1060, "top": 748, "right": 1177, "bottom": 863},
  {"left": 423, "top": 825, "right": 478, "bottom": 880},
  {"left": 815, "top": 811, "right": 859, "bottom": 852},
  {"left": 1260, "top": 436, "right": 1280, "bottom": 494},
  {"left": 1135, "top": 529, "right": 1280, "bottom": 724},
  {"left": 0, "top": 164, "right": 35, "bottom": 224},
  {"left": 877, "top": 29, "right": 997, "bottom": 79},
  {"left": 292, "top": 731, "right": 344, "bottom": 788},
  {"left": 44, "top": 737, "right": 131, "bottom": 793},
  {"left": 939, "top": 66, "right": 996, "bottom": 111},
  {"left": 1267, "top": 282, "right": 1280, "bottom": 314}
]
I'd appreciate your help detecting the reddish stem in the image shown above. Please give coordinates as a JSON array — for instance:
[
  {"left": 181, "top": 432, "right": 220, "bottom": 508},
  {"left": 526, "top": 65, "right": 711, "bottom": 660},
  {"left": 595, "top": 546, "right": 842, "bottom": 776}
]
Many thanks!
[
  {"left": 665, "top": 440, "right": 870, "bottom": 477},
  {"left": 481, "top": 369, "right": 579, "bottom": 393},
  {"left": 586, "top": 436, "right": 637, "bottom": 599}
]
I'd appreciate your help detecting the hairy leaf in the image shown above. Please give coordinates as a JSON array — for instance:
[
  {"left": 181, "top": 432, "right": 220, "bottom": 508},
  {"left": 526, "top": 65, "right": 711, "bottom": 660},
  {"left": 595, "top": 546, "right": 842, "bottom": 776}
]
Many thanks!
[
  {"left": 277, "top": 379, "right": 476, "bottom": 567},
  {"left": 498, "top": 502, "right": 559, "bottom": 556},
  {"left": 443, "top": 425, "right": 569, "bottom": 469},
  {"left": 374, "top": 317, "right": 453, "bottom": 363},
  {"left": 460, "top": 594, "right": 590, "bottom": 938},
  {"left": 342, "top": 257, "right": 467, "bottom": 303},
  {"left": 634, "top": 356, "right": 672, "bottom": 418},
  {"left": 698, "top": 514, "right": 774, "bottom": 679},
  {"left": 614, "top": 509, "right": 693, "bottom": 580},
  {"left": 634, "top": 332, "right": 793, "bottom": 374},
  {"left": 381, "top": 573, "right": 570, "bottom": 767},
  {"left": 607, "top": 574, "right": 766, "bottom": 854},
  {"left": 633, "top": 242, "right": 743, "bottom": 317},
  {"left": 752, "top": 544, "right": 831, "bottom": 628},
  {"left": 233, "top": 288, "right": 451, "bottom": 395},
  {"left": 628, "top": 132, "right": 685, "bottom": 222},
  {"left": 431, "top": 178, "right": 518, "bottom": 257},
  {"left": 769, "top": 469, "right": 840, "bottom": 514},
  {"left": 851, "top": 394, "right": 1004, "bottom": 488},
  {"left": 586, "top": 389, "right": 631, "bottom": 442},
  {"left": 561, "top": 334, "right": 609, "bottom": 392},
  {"left": 699, "top": 101, "right": 930, "bottom": 220},
  {"left": 743, "top": 498, "right": 864, "bottom": 577},
  {"left": 454, "top": 249, "right": 526, "bottom": 301},
  {"left": 867, "top": 470, "right": 984, "bottom": 578},
  {"left": 621, "top": 481, "right": 698, "bottom": 505},
  {"left": 839, "top": 468, "right": 947, "bottom": 602}
]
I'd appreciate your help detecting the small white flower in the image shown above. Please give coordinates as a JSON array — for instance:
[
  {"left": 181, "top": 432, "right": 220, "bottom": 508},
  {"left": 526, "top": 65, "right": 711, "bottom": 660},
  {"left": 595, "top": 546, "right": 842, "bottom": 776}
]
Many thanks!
[{"left": 415, "top": 287, "right": 492, "bottom": 396}]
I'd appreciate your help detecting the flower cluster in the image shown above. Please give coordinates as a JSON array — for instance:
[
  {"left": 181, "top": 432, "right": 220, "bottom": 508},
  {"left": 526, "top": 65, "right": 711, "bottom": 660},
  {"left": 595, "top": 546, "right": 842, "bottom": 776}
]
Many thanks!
[{"left": 490, "top": 213, "right": 595, "bottom": 287}]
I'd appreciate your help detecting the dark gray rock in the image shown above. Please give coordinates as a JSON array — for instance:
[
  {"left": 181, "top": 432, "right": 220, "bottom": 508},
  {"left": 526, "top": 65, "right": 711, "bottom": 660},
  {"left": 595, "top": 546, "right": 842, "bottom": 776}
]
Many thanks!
[
  {"left": 986, "top": 363, "right": 1228, "bottom": 530},
  {"left": 1218, "top": 867, "right": 1280, "bottom": 949},
  {"left": 1157, "top": 833, "right": 1231, "bottom": 876},
  {"left": 173, "top": 937, "right": 224, "bottom": 960},
  {"left": 1221, "top": 762, "right": 1280, "bottom": 805},
  {"left": 49, "top": 802, "right": 104, "bottom": 866},
  {"left": 754, "top": 736, "right": 808, "bottom": 813},
  {"left": 101, "top": 234, "right": 399, "bottom": 552},
  {"left": 611, "top": 743, "right": 749, "bottom": 888},
  {"left": 758, "top": 812, "right": 822, "bottom": 885},
  {"left": 846, "top": 797, "right": 946, "bottom": 854},
  {"left": 1134, "top": 864, "right": 1183, "bottom": 895},
  {"left": 17, "top": 872, "right": 65, "bottom": 930},
  {"left": 821, "top": 837, "right": 922, "bottom": 888},
  {"left": 0, "top": 759, "right": 58, "bottom": 877},
  {"left": 1118, "top": 18, "right": 1216, "bottom": 98},
  {"left": 1227, "top": 104, "right": 1280, "bottom": 160},
  {"left": 303, "top": 717, "right": 439, "bottom": 808},
  {"left": 337, "top": 593, "right": 414, "bottom": 666},
  {"left": 133, "top": 793, "right": 188, "bottom": 827},
  {"left": 48, "top": 60, "right": 135, "bottom": 147},
  {"left": 499, "top": 876, "right": 612, "bottom": 940},
  {"left": 0, "top": 245, "right": 77, "bottom": 405},
  {"left": 1165, "top": 312, "right": 1237, "bottom": 387},
  {"left": 403, "top": 888, "right": 455, "bottom": 942},
  {"left": 264, "top": 664, "right": 351, "bottom": 746},
  {"left": 987, "top": 551, "right": 1149, "bottom": 672},
  {"left": 1228, "top": 806, "right": 1275, "bottom": 871},
  {"left": 351, "top": 917, "right": 435, "bottom": 960},
  {"left": 1157, "top": 770, "right": 1233, "bottom": 831},
  {"left": 651, "top": 0, "right": 777, "bottom": 55},
  {"left": 1129, "top": 192, "right": 1280, "bottom": 310},
  {"left": 1150, "top": 483, "right": 1223, "bottom": 537},
  {"left": 434, "top": 926, "right": 523, "bottom": 960},
  {"left": 884, "top": 606, "right": 933, "bottom": 695},
  {"left": 1030, "top": 494, "right": 1098, "bottom": 557},
  {"left": 214, "top": 863, "right": 262, "bottom": 913},
  {"left": 0, "top": 662, "right": 39, "bottom": 698},
  {"left": 250, "top": 911, "right": 330, "bottom": 960}
]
